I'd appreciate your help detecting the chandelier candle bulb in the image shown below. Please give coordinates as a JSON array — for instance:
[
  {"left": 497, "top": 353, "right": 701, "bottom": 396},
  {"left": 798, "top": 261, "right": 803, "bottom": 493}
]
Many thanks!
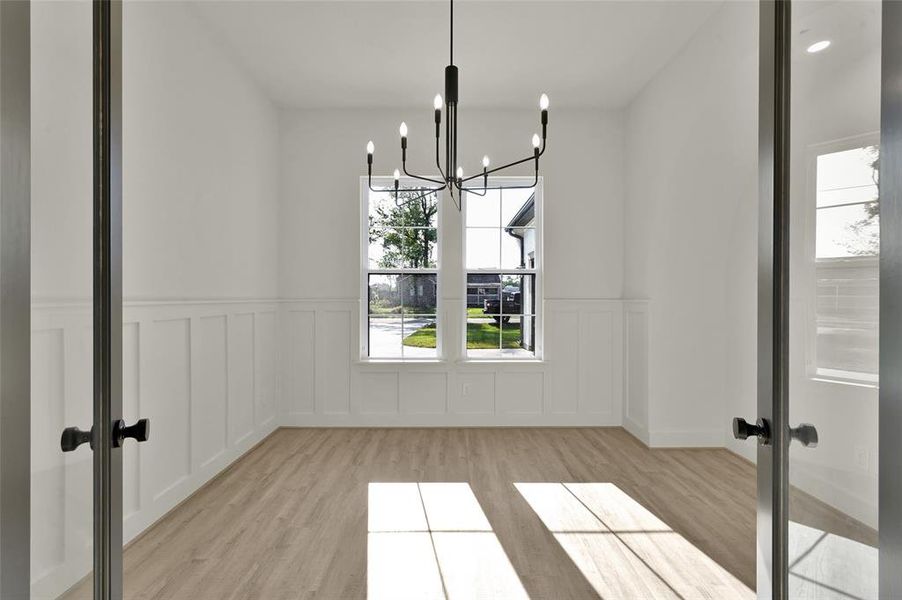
[
  {"left": 539, "top": 93, "right": 549, "bottom": 111},
  {"left": 482, "top": 155, "right": 490, "bottom": 168},
  {"left": 366, "top": 140, "right": 374, "bottom": 166},
  {"left": 540, "top": 93, "right": 549, "bottom": 138},
  {"left": 456, "top": 166, "right": 463, "bottom": 181}
]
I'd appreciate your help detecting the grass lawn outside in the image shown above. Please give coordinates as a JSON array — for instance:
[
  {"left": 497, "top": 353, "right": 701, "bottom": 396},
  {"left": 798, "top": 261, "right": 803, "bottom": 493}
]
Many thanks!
[{"left": 402, "top": 321, "right": 521, "bottom": 349}]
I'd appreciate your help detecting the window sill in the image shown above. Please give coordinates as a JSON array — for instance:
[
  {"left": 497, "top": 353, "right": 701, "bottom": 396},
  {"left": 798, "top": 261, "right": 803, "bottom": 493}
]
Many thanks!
[
  {"left": 353, "top": 358, "right": 546, "bottom": 367},
  {"left": 456, "top": 358, "right": 545, "bottom": 365},
  {"left": 810, "top": 375, "right": 878, "bottom": 390},
  {"left": 355, "top": 358, "right": 445, "bottom": 366}
]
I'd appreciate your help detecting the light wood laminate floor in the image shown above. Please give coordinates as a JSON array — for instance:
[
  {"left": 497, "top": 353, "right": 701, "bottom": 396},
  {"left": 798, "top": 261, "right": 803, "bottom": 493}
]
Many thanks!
[{"left": 63, "top": 427, "right": 871, "bottom": 599}]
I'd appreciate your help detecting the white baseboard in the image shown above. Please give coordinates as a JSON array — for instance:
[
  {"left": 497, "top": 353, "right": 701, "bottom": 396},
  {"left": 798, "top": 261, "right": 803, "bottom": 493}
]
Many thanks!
[
  {"left": 622, "top": 416, "right": 650, "bottom": 445},
  {"left": 280, "top": 412, "right": 621, "bottom": 428}
]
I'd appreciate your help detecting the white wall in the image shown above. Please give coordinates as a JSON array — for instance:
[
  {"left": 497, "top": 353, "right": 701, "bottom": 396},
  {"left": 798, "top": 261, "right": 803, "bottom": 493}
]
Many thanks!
[
  {"left": 30, "top": 2, "right": 281, "bottom": 596},
  {"left": 623, "top": 1, "right": 759, "bottom": 447},
  {"left": 278, "top": 108, "right": 627, "bottom": 425}
]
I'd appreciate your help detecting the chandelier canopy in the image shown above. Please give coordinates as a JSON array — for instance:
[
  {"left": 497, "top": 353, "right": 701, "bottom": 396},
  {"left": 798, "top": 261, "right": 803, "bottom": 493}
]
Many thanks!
[{"left": 366, "top": 0, "right": 548, "bottom": 210}]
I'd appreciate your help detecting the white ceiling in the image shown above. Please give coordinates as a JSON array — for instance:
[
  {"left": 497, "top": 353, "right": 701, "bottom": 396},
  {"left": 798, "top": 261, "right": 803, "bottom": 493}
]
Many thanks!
[{"left": 188, "top": 0, "right": 722, "bottom": 110}]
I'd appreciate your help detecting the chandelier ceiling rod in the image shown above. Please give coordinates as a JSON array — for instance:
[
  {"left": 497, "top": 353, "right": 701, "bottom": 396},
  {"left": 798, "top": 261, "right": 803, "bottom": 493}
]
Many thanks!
[{"left": 365, "top": 0, "right": 548, "bottom": 210}]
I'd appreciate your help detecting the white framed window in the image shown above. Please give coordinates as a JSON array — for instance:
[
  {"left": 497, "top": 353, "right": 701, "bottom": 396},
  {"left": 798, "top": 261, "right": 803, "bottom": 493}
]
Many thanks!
[
  {"left": 361, "top": 178, "right": 440, "bottom": 359},
  {"left": 463, "top": 179, "right": 543, "bottom": 359},
  {"left": 808, "top": 136, "right": 879, "bottom": 384}
]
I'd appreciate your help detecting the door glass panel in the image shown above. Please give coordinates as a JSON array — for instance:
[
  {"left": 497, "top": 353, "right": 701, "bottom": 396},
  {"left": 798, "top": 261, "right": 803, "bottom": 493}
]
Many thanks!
[
  {"left": 789, "top": 2, "right": 881, "bottom": 598},
  {"left": 30, "top": 1, "right": 94, "bottom": 597}
]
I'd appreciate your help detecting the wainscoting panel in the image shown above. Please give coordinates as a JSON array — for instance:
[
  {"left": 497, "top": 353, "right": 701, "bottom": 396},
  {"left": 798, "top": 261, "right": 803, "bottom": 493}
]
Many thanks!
[
  {"left": 318, "top": 309, "right": 351, "bottom": 415},
  {"left": 623, "top": 301, "right": 650, "bottom": 444},
  {"left": 546, "top": 310, "right": 579, "bottom": 413},
  {"left": 229, "top": 313, "right": 256, "bottom": 444},
  {"left": 281, "top": 298, "right": 624, "bottom": 426},
  {"left": 400, "top": 372, "right": 448, "bottom": 414},
  {"left": 582, "top": 310, "right": 616, "bottom": 415},
  {"left": 285, "top": 309, "right": 316, "bottom": 415},
  {"left": 30, "top": 299, "right": 280, "bottom": 599},
  {"left": 192, "top": 315, "right": 228, "bottom": 470},
  {"left": 358, "top": 372, "right": 399, "bottom": 414},
  {"left": 146, "top": 317, "right": 192, "bottom": 502},
  {"left": 254, "top": 311, "right": 278, "bottom": 426}
]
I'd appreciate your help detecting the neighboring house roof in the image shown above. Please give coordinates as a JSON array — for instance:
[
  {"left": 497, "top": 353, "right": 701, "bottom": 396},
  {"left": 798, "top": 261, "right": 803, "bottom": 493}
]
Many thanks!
[{"left": 505, "top": 193, "right": 536, "bottom": 230}]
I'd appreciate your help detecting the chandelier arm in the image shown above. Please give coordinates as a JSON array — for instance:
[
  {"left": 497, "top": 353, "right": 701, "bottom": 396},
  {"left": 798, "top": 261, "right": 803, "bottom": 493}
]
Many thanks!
[
  {"left": 459, "top": 154, "right": 534, "bottom": 183},
  {"left": 393, "top": 185, "right": 446, "bottom": 206},
  {"left": 459, "top": 182, "right": 538, "bottom": 192},
  {"left": 459, "top": 142, "right": 545, "bottom": 184},
  {"left": 402, "top": 165, "right": 445, "bottom": 186}
]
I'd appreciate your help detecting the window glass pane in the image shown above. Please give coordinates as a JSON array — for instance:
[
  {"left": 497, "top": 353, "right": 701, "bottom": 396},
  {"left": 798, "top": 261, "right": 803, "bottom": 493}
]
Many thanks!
[
  {"left": 466, "top": 228, "right": 500, "bottom": 269},
  {"left": 500, "top": 274, "right": 535, "bottom": 315},
  {"left": 368, "top": 227, "right": 390, "bottom": 269},
  {"left": 399, "top": 274, "right": 437, "bottom": 315},
  {"left": 467, "top": 315, "right": 502, "bottom": 355},
  {"left": 501, "top": 317, "right": 536, "bottom": 357},
  {"left": 816, "top": 146, "right": 879, "bottom": 193},
  {"left": 465, "top": 273, "right": 536, "bottom": 358},
  {"left": 369, "top": 314, "right": 404, "bottom": 358},
  {"left": 501, "top": 189, "right": 536, "bottom": 226},
  {"left": 369, "top": 227, "right": 437, "bottom": 269},
  {"left": 501, "top": 228, "right": 536, "bottom": 269},
  {"left": 815, "top": 259, "right": 878, "bottom": 378},
  {"left": 816, "top": 203, "right": 879, "bottom": 258},
  {"left": 368, "top": 274, "right": 439, "bottom": 358},
  {"left": 466, "top": 189, "right": 500, "bottom": 227},
  {"left": 400, "top": 228, "right": 437, "bottom": 268},
  {"left": 401, "top": 315, "right": 438, "bottom": 358},
  {"left": 370, "top": 190, "right": 438, "bottom": 227},
  {"left": 369, "top": 274, "right": 402, "bottom": 314},
  {"left": 466, "top": 273, "right": 501, "bottom": 312}
]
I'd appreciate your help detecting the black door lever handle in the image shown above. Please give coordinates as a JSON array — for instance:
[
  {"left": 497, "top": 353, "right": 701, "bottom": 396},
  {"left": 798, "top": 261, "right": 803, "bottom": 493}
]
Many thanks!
[
  {"left": 61, "top": 426, "right": 94, "bottom": 452},
  {"left": 112, "top": 418, "right": 150, "bottom": 448},
  {"left": 790, "top": 423, "right": 818, "bottom": 448},
  {"left": 732, "top": 417, "right": 771, "bottom": 445}
]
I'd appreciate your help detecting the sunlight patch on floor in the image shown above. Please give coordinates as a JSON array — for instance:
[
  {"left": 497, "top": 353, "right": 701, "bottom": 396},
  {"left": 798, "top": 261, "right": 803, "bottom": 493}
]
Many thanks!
[
  {"left": 367, "top": 482, "right": 528, "bottom": 600},
  {"left": 789, "top": 520, "right": 877, "bottom": 600},
  {"left": 515, "top": 482, "right": 754, "bottom": 600}
]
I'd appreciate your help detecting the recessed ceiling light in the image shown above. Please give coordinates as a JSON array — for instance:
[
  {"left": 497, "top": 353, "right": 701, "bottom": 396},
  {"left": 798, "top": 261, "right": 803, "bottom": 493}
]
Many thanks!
[{"left": 807, "top": 40, "right": 831, "bottom": 54}]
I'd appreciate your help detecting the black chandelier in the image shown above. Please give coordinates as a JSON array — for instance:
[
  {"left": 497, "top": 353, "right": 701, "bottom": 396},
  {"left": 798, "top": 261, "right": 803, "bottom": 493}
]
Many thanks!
[{"left": 365, "top": 0, "right": 548, "bottom": 210}]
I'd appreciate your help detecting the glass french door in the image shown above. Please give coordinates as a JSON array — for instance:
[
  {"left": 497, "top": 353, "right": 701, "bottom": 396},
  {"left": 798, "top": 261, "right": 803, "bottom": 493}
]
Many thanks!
[
  {"left": 736, "top": 1, "right": 902, "bottom": 598},
  {"left": 30, "top": 2, "right": 139, "bottom": 598},
  {"left": 30, "top": 1, "right": 96, "bottom": 597}
]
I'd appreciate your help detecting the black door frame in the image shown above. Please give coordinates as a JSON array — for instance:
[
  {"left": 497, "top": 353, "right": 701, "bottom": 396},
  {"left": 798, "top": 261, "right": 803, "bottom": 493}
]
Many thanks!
[
  {"left": 92, "top": 1, "right": 123, "bottom": 598},
  {"left": 756, "top": 1, "right": 790, "bottom": 596}
]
